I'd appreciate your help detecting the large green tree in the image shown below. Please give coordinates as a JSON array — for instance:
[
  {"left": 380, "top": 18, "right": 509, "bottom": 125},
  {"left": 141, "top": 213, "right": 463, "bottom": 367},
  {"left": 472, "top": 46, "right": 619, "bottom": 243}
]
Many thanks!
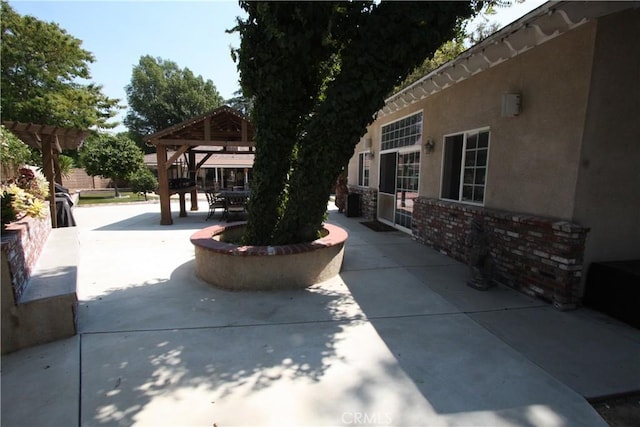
[
  {"left": 124, "top": 55, "right": 224, "bottom": 151},
  {"left": 0, "top": 1, "right": 120, "bottom": 128},
  {"left": 235, "top": 1, "right": 479, "bottom": 245},
  {"left": 80, "top": 133, "right": 143, "bottom": 197}
]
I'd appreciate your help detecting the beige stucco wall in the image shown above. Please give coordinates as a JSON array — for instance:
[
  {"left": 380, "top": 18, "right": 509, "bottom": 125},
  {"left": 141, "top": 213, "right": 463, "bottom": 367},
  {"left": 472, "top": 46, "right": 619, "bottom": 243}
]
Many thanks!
[
  {"left": 573, "top": 9, "right": 640, "bottom": 267},
  {"left": 351, "top": 21, "right": 599, "bottom": 220}
]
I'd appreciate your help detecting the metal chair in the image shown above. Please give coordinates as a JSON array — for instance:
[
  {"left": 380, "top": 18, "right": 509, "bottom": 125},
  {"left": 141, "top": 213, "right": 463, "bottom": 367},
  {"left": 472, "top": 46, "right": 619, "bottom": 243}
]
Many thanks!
[
  {"left": 223, "top": 193, "right": 248, "bottom": 221},
  {"left": 205, "top": 191, "right": 225, "bottom": 220}
]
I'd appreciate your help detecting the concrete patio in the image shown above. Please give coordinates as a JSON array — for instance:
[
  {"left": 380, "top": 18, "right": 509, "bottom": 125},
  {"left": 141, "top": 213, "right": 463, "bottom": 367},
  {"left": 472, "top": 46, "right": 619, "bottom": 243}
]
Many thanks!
[{"left": 2, "top": 200, "right": 639, "bottom": 426}]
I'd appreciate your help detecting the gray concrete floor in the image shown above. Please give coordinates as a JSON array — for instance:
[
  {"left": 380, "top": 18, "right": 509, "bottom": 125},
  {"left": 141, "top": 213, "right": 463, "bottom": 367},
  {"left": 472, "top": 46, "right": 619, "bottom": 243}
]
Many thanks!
[{"left": 2, "top": 200, "right": 639, "bottom": 426}]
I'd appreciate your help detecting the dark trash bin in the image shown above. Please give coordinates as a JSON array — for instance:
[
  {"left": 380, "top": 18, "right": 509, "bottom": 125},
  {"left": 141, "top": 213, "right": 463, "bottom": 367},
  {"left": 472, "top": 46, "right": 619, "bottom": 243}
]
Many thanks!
[
  {"left": 346, "top": 193, "right": 361, "bottom": 217},
  {"left": 584, "top": 260, "right": 640, "bottom": 329}
]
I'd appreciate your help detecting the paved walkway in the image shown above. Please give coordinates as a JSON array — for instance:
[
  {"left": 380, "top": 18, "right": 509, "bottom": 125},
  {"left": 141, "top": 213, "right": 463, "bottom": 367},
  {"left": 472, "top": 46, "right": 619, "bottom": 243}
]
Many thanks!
[{"left": 2, "top": 201, "right": 639, "bottom": 426}]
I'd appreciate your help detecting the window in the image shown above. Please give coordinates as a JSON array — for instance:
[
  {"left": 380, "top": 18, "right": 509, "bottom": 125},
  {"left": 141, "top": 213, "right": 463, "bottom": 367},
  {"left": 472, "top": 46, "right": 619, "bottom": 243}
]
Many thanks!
[
  {"left": 441, "top": 129, "right": 490, "bottom": 204},
  {"left": 381, "top": 112, "right": 423, "bottom": 151},
  {"left": 358, "top": 152, "right": 370, "bottom": 187}
]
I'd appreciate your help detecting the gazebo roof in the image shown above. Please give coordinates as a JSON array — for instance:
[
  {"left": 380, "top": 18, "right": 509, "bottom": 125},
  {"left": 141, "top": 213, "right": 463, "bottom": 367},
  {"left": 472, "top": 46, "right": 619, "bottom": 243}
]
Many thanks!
[
  {"left": 2, "top": 121, "right": 87, "bottom": 152},
  {"left": 144, "top": 150, "right": 254, "bottom": 169},
  {"left": 144, "top": 105, "right": 255, "bottom": 151}
]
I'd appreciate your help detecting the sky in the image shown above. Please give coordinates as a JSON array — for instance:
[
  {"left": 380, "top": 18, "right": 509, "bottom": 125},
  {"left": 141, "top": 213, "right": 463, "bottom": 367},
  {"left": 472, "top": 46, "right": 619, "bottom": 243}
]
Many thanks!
[{"left": 8, "top": 0, "right": 546, "bottom": 132}]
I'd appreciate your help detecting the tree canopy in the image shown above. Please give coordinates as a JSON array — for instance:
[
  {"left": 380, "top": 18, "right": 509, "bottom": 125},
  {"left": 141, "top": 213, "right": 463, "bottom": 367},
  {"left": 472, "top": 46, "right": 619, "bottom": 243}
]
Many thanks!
[
  {"left": 0, "top": 1, "right": 120, "bottom": 129},
  {"left": 124, "top": 55, "right": 224, "bottom": 150},
  {"left": 80, "top": 133, "right": 143, "bottom": 197},
  {"left": 234, "top": 1, "right": 478, "bottom": 245}
]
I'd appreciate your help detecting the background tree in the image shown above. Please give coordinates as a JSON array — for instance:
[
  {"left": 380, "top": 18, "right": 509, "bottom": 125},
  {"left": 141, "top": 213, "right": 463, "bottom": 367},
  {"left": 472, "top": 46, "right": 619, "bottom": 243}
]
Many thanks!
[
  {"left": 0, "top": 1, "right": 121, "bottom": 129},
  {"left": 235, "top": 1, "right": 480, "bottom": 245},
  {"left": 80, "top": 133, "right": 143, "bottom": 197},
  {"left": 124, "top": 55, "right": 224, "bottom": 152},
  {"left": 395, "top": 16, "right": 500, "bottom": 93},
  {"left": 225, "top": 89, "right": 253, "bottom": 116},
  {"left": 128, "top": 167, "right": 158, "bottom": 201}
]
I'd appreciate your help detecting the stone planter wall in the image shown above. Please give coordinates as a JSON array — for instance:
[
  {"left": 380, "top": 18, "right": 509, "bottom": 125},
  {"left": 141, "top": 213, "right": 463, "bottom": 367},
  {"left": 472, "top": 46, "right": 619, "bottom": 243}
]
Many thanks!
[
  {"left": 191, "top": 222, "right": 348, "bottom": 291},
  {"left": 412, "top": 197, "right": 589, "bottom": 309},
  {"left": 346, "top": 186, "right": 378, "bottom": 220},
  {"left": 1, "top": 208, "right": 52, "bottom": 302}
]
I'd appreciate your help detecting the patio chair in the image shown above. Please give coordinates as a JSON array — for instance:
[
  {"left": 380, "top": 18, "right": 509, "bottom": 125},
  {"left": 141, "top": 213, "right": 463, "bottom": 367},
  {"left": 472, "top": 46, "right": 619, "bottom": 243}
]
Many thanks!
[
  {"left": 205, "top": 191, "right": 225, "bottom": 220},
  {"left": 223, "top": 193, "right": 248, "bottom": 221}
]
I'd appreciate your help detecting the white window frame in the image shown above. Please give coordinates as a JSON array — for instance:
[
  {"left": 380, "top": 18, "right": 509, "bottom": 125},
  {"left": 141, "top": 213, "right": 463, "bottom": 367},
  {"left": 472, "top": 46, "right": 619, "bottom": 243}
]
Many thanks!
[
  {"left": 380, "top": 111, "right": 423, "bottom": 152},
  {"left": 440, "top": 127, "right": 491, "bottom": 206},
  {"left": 357, "top": 151, "right": 371, "bottom": 187}
]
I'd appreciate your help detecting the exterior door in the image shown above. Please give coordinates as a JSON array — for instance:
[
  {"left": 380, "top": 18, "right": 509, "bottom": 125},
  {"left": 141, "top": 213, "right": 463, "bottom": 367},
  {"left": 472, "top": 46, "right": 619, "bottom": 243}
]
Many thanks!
[
  {"left": 378, "top": 150, "right": 420, "bottom": 232},
  {"left": 395, "top": 150, "right": 420, "bottom": 230},
  {"left": 378, "top": 152, "right": 397, "bottom": 224}
]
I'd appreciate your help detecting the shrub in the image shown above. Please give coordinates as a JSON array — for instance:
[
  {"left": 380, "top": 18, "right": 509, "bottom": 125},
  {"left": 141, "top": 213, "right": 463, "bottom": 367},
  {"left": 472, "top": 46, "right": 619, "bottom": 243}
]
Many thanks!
[
  {"left": 128, "top": 167, "right": 158, "bottom": 201},
  {"left": 1, "top": 125, "right": 31, "bottom": 178},
  {"left": 1, "top": 167, "right": 49, "bottom": 230}
]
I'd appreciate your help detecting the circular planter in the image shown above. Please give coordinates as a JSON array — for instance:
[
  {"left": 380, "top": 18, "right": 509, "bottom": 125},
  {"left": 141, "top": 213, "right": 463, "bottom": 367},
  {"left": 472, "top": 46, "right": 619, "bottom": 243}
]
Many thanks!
[{"left": 190, "top": 221, "right": 348, "bottom": 291}]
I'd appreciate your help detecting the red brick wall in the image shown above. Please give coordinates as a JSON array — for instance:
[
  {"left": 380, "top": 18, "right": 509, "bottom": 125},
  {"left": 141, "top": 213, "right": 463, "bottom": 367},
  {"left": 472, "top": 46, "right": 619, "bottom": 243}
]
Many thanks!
[
  {"left": 346, "top": 186, "right": 378, "bottom": 220},
  {"left": 412, "top": 198, "right": 589, "bottom": 309},
  {"left": 1, "top": 208, "right": 52, "bottom": 302}
]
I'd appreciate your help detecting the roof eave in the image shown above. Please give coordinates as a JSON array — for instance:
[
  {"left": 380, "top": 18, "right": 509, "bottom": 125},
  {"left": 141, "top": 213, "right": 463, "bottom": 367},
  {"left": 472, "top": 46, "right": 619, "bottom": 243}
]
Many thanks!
[{"left": 380, "top": 0, "right": 637, "bottom": 118}]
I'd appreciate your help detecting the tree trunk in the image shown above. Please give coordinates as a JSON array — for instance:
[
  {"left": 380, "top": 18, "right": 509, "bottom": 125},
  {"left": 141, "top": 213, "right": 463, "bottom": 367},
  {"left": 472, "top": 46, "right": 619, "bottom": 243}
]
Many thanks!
[{"left": 276, "top": 2, "right": 472, "bottom": 244}]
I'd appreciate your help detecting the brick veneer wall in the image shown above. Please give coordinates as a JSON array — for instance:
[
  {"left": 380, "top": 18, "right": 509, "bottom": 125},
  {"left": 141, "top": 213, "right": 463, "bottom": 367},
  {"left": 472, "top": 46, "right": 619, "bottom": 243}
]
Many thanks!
[
  {"left": 346, "top": 186, "right": 378, "bottom": 220},
  {"left": 412, "top": 198, "right": 590, "bottom": 310},
  {"left": 1, "top": 207, "right": 52, "bottom": 302}
]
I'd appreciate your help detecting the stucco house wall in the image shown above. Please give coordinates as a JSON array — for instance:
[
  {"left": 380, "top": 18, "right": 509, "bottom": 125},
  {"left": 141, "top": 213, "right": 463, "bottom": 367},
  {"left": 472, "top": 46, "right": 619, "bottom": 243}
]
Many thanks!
[
  {"left": 352, "top": 21, "right": 597, "bottom": 219},
  {"left": 346, "top": 4, "right": 639, "bottom": 308},
  {"left": 573, "top": 9, "right": 640, "bottom": 268}
]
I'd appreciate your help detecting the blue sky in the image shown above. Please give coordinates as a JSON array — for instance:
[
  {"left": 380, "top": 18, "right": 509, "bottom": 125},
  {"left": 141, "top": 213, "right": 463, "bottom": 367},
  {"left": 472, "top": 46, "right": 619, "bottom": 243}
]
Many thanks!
[{"left": 9, "top": 0, "right": 545, "bottom": 132}]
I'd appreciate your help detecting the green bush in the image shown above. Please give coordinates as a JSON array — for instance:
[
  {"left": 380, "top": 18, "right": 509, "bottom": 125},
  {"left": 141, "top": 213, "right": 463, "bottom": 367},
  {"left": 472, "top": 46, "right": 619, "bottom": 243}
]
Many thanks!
[
  {"left": 1, "top": 168, "right": 49, "bottom": 230},
  {"left": 1, "top": 125, "right": 31, "bottom": 177},
  {"left": 128, "top": 167, "right": 158, "bottom": 200},
  {"left": 1, "top": 192, "right": 17, "bottom": 230}
]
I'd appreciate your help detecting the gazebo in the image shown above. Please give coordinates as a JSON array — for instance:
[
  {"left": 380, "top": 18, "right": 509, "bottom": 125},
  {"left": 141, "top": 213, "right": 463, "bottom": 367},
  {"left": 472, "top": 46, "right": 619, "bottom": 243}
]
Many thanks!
[
  {"left": 145, "top": 106, "right": 255, "bottom": 225},
  {"left": 2, "top": 121, "right": 87, "bottom": 228}
]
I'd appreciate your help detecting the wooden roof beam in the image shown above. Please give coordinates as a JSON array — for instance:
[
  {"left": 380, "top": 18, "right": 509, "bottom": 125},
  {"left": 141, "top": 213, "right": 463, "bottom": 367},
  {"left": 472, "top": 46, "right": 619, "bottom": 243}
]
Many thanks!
[
  {"left": 154, "top": 139, "right": 255, "bottom": 147},
  {"left": 242, "top": 120, "right": 248, "bottom": 145},
  {"left": 195, "top": 153, "right": 214, "bottom": 170},
  {"left": 165, "top": 145, "right": 190, "bottom": 169},
  {"left": 204, "top": 117, "right": 211, "bottom": 141}
]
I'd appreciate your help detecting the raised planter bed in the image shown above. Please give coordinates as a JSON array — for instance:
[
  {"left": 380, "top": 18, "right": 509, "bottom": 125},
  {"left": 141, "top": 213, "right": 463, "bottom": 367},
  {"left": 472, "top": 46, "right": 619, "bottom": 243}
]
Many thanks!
[
  {"left": 190, "top": 222, "right": 348, "bottom": 291},
  {"left": 1, "top": 211, "right": 78, "bottom": 354}
]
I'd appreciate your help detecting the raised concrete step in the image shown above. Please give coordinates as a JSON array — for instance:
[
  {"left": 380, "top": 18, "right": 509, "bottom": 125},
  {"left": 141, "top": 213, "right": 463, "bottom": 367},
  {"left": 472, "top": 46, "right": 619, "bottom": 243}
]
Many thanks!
[{"left": 2, "top": 227, "right": 78, "bottom": 353}]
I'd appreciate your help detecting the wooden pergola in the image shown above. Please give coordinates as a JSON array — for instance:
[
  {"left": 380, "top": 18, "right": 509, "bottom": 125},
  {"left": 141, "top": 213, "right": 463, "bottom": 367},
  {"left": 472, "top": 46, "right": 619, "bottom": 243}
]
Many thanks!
[
  {"left": 2, "top": 121, "right": 87, "bottom": 228},
  {"left": 145, "top": 106, "right": 255, "bottom": 225}
]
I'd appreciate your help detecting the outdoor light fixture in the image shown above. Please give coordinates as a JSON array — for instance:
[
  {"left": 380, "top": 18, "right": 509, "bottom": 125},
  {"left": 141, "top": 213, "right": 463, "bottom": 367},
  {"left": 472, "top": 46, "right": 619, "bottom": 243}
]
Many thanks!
[
  {"left": 365, "top": 151, "right": 374, "bottom": 160},
  {"left": 423, "top": 137, "right": 435, "bottom": 153},
  {"left": 502, "top": 92, "right": 522, "bottom": 117}
]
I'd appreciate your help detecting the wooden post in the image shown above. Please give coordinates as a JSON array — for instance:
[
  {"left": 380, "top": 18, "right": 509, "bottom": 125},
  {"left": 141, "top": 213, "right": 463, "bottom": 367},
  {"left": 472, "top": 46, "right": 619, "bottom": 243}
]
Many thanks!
[
  {"left": 52, "top": 154, "right": 63, "bottom": 185},
  {"left": 156, "top": 144, "right": 172, "bottom": 225},
  {"left": 189, "top": 150, "right": 198, "bottom": 211},
  {"left": 52, "top": 135, "right": 63, "bottom": 185},
  {"left": 42, "top": 135, "right": 57, "bottom": 228}
]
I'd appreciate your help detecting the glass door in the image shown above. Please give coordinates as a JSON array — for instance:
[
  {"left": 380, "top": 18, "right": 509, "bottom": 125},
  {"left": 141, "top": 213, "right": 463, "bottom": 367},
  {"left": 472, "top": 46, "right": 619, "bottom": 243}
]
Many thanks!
[
  {"left": 378, "top": 150, "right": 420, "bottom": 231},
  {"left": 395, "top": 150, "right": 420, "bottom": 230}
]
